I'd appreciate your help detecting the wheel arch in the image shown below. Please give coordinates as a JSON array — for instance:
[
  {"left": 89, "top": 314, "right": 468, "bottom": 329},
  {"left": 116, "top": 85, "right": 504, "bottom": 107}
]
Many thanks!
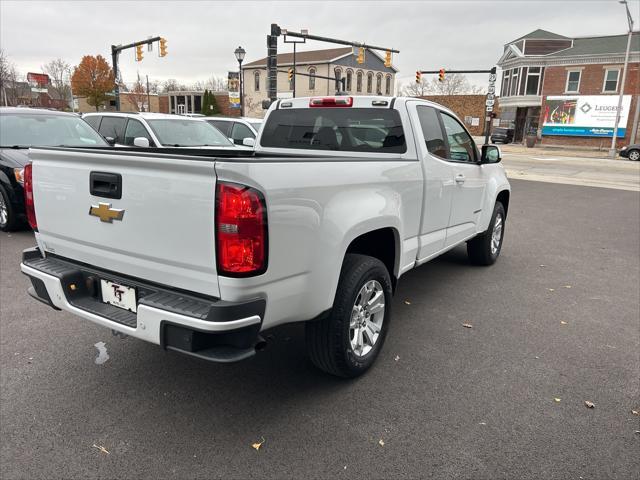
[
  {"left": 344, "top": 226, "right": 400, "bottom": 291},
  {"left": 496, "top": 189, "right": 510, "bottom": 218}
]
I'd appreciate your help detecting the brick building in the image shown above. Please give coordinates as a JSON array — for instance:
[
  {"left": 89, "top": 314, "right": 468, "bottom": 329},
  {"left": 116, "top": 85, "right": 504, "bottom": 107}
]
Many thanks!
[
  {"left": 158, "top": 91, "right": 240, "bottom": 117},
  {"left": 76, "top": 92, "right": 160, "bottom": 113},
  {"left": 241, "top": 47, "right": 397, "bottom": 117},
  {"left": 497, "top": 29, "right": 640, "bottom": 148},
  {"left": 419, "top": 95, "right": 499, "bottom": 136}
]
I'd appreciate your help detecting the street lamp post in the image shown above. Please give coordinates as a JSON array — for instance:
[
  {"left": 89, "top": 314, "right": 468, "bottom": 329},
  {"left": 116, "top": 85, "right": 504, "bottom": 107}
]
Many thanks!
[
  {"left": 234, "top": 46, "right": 246, "bottom": 117},
  {"left": 609, "top": 0, "right": 634, "bottom": 158}
]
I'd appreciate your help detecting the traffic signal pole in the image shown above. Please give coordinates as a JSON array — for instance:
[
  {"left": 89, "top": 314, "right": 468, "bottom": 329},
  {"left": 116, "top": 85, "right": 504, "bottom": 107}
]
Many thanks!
[{"left": 110, "top": 36, "right": 162, "bottom": 111}]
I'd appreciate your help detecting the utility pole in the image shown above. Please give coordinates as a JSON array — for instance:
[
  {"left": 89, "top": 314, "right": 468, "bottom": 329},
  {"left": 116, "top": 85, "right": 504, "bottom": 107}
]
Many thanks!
[
  {"left": 609, "top": 0, "right": 634, "bottom": 158},
  {"left": 146, "top": 74, "right": 150, "bottom": 112}
]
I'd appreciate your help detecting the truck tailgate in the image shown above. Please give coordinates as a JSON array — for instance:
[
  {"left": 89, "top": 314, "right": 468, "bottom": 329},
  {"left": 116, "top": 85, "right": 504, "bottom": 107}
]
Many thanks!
[{"left": 29, "top": 148, "right": 220, "bottom": 297}]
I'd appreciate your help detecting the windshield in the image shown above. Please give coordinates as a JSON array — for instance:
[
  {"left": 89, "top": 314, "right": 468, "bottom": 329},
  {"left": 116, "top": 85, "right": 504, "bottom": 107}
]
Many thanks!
[
  {"left": 0, "top": 113, "right": 109, "bottom": 148},
  {"left": 146, "top": 119, "right": 233, "bottom": 147},
  {"left": 260, "top": 108, "right": 406, "bottom": 153}
]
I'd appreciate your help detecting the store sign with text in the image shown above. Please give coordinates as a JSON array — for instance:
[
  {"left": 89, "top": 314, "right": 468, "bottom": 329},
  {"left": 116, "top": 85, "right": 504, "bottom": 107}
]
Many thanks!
[
  {"left": 228, "top": 72, "right": 240, "bottom": 109},
  {"left": 542, "top": 95, "right": 631, "bottom": 137}
]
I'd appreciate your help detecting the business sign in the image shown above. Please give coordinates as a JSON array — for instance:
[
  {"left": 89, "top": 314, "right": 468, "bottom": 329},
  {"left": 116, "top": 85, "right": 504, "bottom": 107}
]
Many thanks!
[
  {"left": 542, "top": 95, "right": 631, "bottom": 137},
  {"left": 228, "top": 71, "right": 240, "bottom": 109}
]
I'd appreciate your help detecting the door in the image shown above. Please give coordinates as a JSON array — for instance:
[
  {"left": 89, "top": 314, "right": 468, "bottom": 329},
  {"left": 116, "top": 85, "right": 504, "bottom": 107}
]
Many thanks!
[
  {"left": 123, "top": 118, "right": 154, "bottom": 147},
  {"left": 438, "top": 111, "right": 488, "bottom": 247},
  {"left": 408, "top": 102, "right": 455, "bottom": 262},
  {"left": 97, "top": 116, "right": 127, "bottom": 145}
]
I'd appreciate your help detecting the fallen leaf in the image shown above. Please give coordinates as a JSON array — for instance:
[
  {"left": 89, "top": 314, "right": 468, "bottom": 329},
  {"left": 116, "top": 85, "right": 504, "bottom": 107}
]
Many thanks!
[
  {"left": 92, "top": 444, "right": 110, "bottom": 455},
  {"left": 394, "top": 355, "right": 400, "bottom": 361},
  {"left": 554, "top": 398, "right": 561, "bottom": 403},
  {"left": 539, "top": 264, "right": 546, "bottom": 267},
  {"left": 462, "top": 323, "right": 473, "bottom": 328},
  {"left": 547, "top": 288, "right": 555, "bottom": 292},
  {"left": 252, "top": 437, "right": 265, "bottom": 451},
  {"left": 404, "top": 300, "right": 411, "bottom": 305},
  {"left": 584, "top": 401, "right": 595, "bottom": 408},
  {"left": 378, "top": 439, "right": 385, "bottom": 447},
  {"left": 564, "top": 285, "right": 572, "bottom": 289},
  {"left": 479, "top": 422, "right": 487, "bottom": 425},
  {"left": 632, "top": 410, "right": 639, "bottom": 416},
  {"left": 560, "top": 321, "right": 568, "bottom": 325},
  {"left": 534, "top": 356, "right": 540, "bottom": 359}
]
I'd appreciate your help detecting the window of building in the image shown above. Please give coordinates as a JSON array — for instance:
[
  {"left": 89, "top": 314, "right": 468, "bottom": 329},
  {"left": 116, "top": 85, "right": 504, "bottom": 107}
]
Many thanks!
[
  {"left": 565, "top": 70, "right": 581, "bottom": 93},
  {"left": 334, "top": 68, "right": 342, "bottom": 92},
  {"left": 254, "top": 71, "right": 260, "bottom": 91},
  {"left": 603, "top": 68, "right": 620, "bottom": 92},
  {"left": 385, "top": 75, "right": 391, "bottom": 95},
  {"left": 525, "top": 67, "right": 542, "bottom": 95},
  {"left": 346, "top": 70, "right": 353, "bottom": 91},
  {"left": 356, "top": 71, "right": 363, "bottom": 92},
  {"left": 376, "top": 74, "right": 382, "bottom": 95},
  {"left": 509, "top": 68, "right": 519, "bottom": 96},
  {"left": 367, "top": 72, "right": 373, "bottom": 93},
  {"left": 501, "top": 70, "right": 511, "bottom": 97},
  {"left": 308, "top": 67, "right": 316, "bottom": 90}
]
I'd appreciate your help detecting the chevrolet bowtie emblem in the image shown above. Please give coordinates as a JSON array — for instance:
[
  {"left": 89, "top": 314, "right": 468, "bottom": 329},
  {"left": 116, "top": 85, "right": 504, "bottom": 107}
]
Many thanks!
[{"left": 89, "top": 202, "right": 125, "bottom": 223}]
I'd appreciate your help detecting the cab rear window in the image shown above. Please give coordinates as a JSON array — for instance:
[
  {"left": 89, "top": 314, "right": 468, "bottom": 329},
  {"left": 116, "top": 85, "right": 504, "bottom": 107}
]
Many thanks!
[{"left": 261, "top": 108, "right": 406, "bottom": 153}]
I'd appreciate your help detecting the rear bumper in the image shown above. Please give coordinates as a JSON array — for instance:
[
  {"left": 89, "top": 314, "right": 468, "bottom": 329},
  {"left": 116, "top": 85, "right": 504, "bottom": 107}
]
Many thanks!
[{"left": 21, "top": 247, "right": 266, "bottom": 363}]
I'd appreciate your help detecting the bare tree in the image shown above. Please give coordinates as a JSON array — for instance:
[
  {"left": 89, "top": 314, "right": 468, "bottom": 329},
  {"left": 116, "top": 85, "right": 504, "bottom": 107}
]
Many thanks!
[
  {"left": 204, "top": 75, "right": 228, "bottom": 92},
  {"left": 0, "top": 51, "right": 30, "bottom": 106},
  {"left": 402, "top": 73, "right": 485, "bottom": 97},
  {"left": 161, "top": 78, "right": 187, "bottom": 93},
  {"left": 42, "top": 58, "right": 71, "bottom": 104},
  {"left": 125, "top": 72, "right": 148, "bottom": 111}
]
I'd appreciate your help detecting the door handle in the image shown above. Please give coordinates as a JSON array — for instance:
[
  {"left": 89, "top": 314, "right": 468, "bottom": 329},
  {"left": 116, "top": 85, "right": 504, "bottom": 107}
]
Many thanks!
[
  {"left": 455, "top": 174, "right": 465, "bottom": 184},
  {"left": 90, "top": 171, "right": 122, "bottom": 199}
]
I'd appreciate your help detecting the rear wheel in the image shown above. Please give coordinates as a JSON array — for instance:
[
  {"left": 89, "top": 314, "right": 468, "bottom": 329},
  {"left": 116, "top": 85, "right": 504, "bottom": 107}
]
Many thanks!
[
  {"left": 627, "top": 149, "right": 640, "bottom": 161},
  {"left": 306, "top": 254, "right": 392, "bottom": 378},
  {"left": 467, "top": 201, "right": 506, "bottom": 266},
  {"left": 0, "top": 185, "right": 18, "bottom": 232}
]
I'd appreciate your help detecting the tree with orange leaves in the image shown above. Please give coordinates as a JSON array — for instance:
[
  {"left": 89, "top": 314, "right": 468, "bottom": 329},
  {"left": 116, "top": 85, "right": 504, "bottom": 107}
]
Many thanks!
[{"left": 71, "top": 55, "right": 114, "bottom": 111}]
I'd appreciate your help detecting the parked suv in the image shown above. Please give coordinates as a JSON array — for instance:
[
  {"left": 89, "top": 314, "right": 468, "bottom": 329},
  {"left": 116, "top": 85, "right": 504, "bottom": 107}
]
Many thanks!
[
  {"left": 83, "top": 112, "right": 237, "bottom": 149},
  {"left": 205, "top": 117, "right": 263, "bottom": 146},
  {"left": 490, "top": 127, "right": 514, "bottom": 144},
  {"left": 0, "top": 107, "right": 108, "bottom": 231}
]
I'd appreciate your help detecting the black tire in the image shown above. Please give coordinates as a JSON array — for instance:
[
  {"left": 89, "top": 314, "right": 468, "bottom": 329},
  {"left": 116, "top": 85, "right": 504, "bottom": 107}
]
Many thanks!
[
  {"left": 467, "top": 201, "right": 506, "bottom": 266},
  {"left": 306, "top": 254, "right": 392, "bottom": 378},
  {"left": 0, "top": 185, "right": 18, "bottom": 232},
  {"left": 627, "top": 149, "right": 640, "bottom": 161}
]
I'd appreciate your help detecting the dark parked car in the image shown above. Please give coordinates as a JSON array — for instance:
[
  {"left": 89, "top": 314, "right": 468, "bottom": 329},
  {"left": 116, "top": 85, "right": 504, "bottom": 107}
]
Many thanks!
[
  {"left": 619, "top": 144, "right": 640, "bottom": 161},
  {"left": 490, "top": 127, "right": 514, "bottom": 144},
  {"left": 0, "top": 107, "right": 109, "bottom": 231}
]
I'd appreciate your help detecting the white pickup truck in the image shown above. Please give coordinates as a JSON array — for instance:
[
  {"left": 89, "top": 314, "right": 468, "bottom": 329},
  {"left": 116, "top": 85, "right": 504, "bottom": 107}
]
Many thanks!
[{"left": 21, "top": 96, "right": 510, "bottom": 377}]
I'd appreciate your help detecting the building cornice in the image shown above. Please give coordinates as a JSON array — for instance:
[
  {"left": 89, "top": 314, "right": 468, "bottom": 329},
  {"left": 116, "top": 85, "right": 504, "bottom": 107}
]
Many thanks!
[{"left": 499, "top": 52, "right": 640, "bottom": 69}]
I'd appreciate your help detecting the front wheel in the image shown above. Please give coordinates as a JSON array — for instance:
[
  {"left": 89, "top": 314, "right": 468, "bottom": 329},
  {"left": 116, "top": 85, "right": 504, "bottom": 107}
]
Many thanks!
[
  {"left": 467, "top": 201, "right": 506, "bottom": 266},
  {"left": 627, "top": 149, "right": 640, "bottom": 161},
  {"left": 306, "top": 254, "right": 392, "bottom": 378}
]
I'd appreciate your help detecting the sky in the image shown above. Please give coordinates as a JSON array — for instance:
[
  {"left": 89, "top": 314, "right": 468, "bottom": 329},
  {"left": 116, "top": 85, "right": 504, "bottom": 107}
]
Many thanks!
[{"left": 1, "top": 0, "right": 637, "bottom": 90}]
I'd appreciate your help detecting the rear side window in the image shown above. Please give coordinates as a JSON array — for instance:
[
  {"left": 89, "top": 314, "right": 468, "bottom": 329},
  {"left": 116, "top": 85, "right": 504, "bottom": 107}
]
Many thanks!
[
  {"left": 83, "top": 115, "right": 101, "bottom": 131},
  {"left": 416, "top": 106, "right": 447, "bottom": 159},
  {"left": 208, "top": 120, "right": 231, "bottom": 137},
  {"left": 98, "top": 116, "right": 127, "bottom": 144},
  {"left": 261, "top": 108, "right": 406, "bottom": 153}
]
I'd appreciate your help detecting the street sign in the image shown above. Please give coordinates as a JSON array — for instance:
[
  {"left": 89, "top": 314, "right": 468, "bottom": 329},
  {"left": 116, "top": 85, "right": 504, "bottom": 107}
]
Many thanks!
[
  {"left": 486, "top": 99, "right": 495, "bottom": 107},
  {"left": 488, "top": 85, "right": 495, "bottom": 94},
  {"left": 486, "top": 106, "right": 494, "bottom": 112},
  {"left": 487, "top": 93, "right": 495, "bottom": 100},
  {"left": 489, "top": 73, "right": 497, "bottom": 82}
]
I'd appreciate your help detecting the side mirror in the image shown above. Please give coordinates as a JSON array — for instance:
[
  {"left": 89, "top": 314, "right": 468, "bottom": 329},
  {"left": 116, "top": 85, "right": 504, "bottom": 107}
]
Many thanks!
[
  {"left": 104, "top": 136, "right": 116, "bottom": 146},
  {"left": 133, "top": 137, "right": 150, "bottom": 148},
  {"left": 242, "top": 137, "right": 256, "bottom": 147},
  {"left": 480, "top": 144, "right": 501, "bottom": 164}
]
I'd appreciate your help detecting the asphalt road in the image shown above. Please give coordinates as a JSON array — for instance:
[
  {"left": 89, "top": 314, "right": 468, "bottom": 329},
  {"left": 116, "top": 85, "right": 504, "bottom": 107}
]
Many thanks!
[{"left": 1, "top": 179, "right": 639, "bottom": 479}]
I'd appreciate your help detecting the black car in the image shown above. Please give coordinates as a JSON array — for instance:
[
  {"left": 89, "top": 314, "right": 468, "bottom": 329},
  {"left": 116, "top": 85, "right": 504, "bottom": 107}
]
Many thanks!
[
  {"left": 0, "top": 107, "right": 109, "bottom": 231},
  {"left": 490, "top": 127, "right": 514, "bottom": 144},
  {"left": 619, "top": 144, "right": 640, "bottom": 161}
]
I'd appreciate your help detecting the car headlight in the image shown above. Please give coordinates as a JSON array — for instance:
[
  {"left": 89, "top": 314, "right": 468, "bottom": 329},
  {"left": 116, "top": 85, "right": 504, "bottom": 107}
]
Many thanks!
[{"left": 14, "top": 167, "right": 25, "bottom": 185}]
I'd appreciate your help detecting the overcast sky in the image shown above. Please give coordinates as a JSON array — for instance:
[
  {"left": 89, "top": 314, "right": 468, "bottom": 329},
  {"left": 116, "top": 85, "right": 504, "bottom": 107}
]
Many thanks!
[{"left": 1, "top": 0, "right": 637, "bottom": 90}]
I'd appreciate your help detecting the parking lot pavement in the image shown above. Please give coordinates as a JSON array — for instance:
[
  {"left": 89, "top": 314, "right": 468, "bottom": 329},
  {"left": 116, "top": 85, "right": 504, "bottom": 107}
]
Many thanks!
[{"left": 1, "top": 179, "right": 639, "bottom": 480}]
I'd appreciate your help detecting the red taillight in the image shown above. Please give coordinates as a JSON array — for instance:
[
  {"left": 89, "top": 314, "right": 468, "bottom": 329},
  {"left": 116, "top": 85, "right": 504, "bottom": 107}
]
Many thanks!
[
  {"left": 215, "top": 182, "right": 267, "bottom": 276},
  {"left": 24, "top": 163, "right": 37, "bottom": 230},
  {"left": 309, "top": 96, "right": 353, "bottom": 108}
]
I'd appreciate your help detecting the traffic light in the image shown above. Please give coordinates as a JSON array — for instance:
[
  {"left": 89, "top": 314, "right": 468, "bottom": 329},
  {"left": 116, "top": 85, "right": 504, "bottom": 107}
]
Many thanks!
[
  {"left": 438, "top": 68, "right": 446, "bottom": 82},
  {"left": 135, "top": 44, "right": 144, "bottom": 62},
  {"left": 415, "top": 71, "right": 422, "bottom": 84},
  {"left": 159, "top": 37, "right": 168, "bottom": 57},
  {"left": 384, "top": 50, "right": 392, "bottom": 68},
  {"left": 288, "top": 68, "right": 294, "bottom": 81},
  {"left": 357, "top": 47, "right": 365, "bottom": 64}
]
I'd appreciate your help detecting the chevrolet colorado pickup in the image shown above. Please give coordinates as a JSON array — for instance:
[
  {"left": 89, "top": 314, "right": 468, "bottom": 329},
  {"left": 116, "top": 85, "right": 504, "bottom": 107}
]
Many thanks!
[{"left": 21, "top": 96, "right": 510, "bottom": 377}]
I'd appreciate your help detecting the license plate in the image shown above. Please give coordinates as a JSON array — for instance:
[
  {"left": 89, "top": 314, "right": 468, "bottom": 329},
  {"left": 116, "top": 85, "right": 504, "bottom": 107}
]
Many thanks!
[{"left": 101, "top": 279, "right": 137, "bottom": 313}]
